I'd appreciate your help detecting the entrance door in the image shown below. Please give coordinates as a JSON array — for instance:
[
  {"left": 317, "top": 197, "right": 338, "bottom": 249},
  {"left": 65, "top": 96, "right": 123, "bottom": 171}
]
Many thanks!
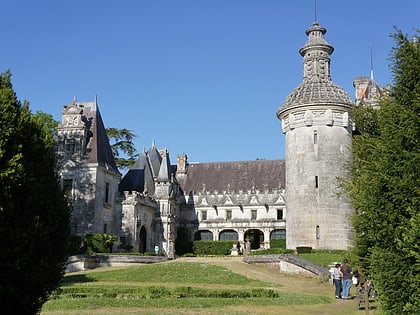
[
  {"left": 244, "top": 229, "right": 264, "bottom": 250},
  {"left": 139, "top": 226, "right": 147, "bottom": 253}
]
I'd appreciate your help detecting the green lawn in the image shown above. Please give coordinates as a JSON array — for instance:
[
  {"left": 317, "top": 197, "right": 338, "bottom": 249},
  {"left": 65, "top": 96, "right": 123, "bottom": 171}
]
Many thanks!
[{"left": 41, "top": 258, "right": 377, "bottom": 315}]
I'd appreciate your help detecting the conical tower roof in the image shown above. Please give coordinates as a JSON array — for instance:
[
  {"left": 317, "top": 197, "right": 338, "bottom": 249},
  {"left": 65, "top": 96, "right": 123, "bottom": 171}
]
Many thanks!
[{"left": 277, "top": 22, "right": 352, "bottom": 117}]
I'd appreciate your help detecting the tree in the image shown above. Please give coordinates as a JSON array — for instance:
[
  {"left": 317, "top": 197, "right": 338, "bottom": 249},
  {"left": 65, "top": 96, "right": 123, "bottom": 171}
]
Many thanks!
[
  {"left": 33, "top": 110, "right": 59, "bottom": 146},
  {"left": 347, "top": 30, "right": 420, "bottom": 314},
  {"left": 106, "top": 127, "right": 138, "bottom": 170},
  {"left": 0, "top": 71, "right": 71, "bottom": 314}
]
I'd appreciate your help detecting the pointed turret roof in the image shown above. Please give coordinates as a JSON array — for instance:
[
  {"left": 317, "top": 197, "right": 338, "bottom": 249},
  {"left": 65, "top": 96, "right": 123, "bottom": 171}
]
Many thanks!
[
  {"left": 277, "top": 22, "right": 352, "bottom": 118},
  {"left": 157, "top": 148, "right": 172, "bottom": 182},
  {"left": 74, "top": 100, "right": 119, "bottom": 174}
]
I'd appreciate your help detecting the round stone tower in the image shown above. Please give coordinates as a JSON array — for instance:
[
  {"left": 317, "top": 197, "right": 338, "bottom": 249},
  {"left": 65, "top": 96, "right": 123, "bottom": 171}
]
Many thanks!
[{"left": 276, "top": 22, "right": 354, "bottom": 250}]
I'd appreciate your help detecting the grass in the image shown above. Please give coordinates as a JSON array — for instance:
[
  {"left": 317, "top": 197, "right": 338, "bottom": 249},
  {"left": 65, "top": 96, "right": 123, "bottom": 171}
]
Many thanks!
[{"left": 41, "top": 257, "right": 378, "bottom": 315}]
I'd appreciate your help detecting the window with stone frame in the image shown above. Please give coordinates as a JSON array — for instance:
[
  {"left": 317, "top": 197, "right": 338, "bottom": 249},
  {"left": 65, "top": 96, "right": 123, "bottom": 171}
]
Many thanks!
[
  {"left": 65, "top": 138, "right": 76, "bottom": 156},
  {"left": 105, "top": 182, "right": 110, "bottom": 203},
  {"left": 63, "top": 178, "right": 73, "bottom": 199},
  {"left": 277, "top": 209, "right": 284, "bottom": 220},
  {"left": 226, "top": 210, "right": 232, "bottom": 220},
  {"left": 201, "top": 210, "right": 207, "bottom": 220},
  {"left": 251, "top": 209, "right": 257, "bottom": 220}
]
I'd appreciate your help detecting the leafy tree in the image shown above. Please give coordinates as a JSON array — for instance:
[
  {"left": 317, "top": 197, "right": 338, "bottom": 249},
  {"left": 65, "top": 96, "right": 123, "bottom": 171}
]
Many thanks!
[
  {"left": 106, "top": 127, "right": 138, "bottom": 170},
  {"left": 33, "top": 110, "right": 59, "bottom": 146},
  {"left": 0, "top": 71, "right": 71, "bottom": 314},
  {"left": 347, "top": 30, "right": 419, "bottom": 314}
]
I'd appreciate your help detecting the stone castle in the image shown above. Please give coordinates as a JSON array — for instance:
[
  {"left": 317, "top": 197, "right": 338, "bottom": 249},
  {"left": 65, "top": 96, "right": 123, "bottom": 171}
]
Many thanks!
[{"left": 56, "top": 21, "right": 384, "bottom": 258}]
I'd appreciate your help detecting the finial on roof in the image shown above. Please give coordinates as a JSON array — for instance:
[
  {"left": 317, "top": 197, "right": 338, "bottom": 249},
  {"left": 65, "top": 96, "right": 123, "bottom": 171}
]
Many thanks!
[
  {"left": 73, "top": 96, "right": 77, "bottom": 103},
  {"left": 314, "top": 0, "right": 317, "bottom": 22},
  {"left": 151, "top": 140, "right": 155, "bottom": 147},
  {"left": 370, "top": 43, "right": 375, "bottom": 81}
]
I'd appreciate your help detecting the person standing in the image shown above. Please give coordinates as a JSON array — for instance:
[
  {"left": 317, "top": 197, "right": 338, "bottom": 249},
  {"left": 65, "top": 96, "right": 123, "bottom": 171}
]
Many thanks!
[
  {"left": 333, "top": 263, "right": 343, "bottom": 298},
  {"left": 340, "top": 259, "right": 353, "bottom": 299}
]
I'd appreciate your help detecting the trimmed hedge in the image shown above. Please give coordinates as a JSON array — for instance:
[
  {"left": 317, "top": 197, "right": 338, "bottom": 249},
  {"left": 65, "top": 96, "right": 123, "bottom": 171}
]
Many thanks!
[
  {"left": 193, "top": 240, "right": 233, "bottom": 256},
  {"left": 296, "top": 246, "right": 312, "bottom": 254},
  {"left": 270, "top": 238, "right": 286, "bottom": 249}
]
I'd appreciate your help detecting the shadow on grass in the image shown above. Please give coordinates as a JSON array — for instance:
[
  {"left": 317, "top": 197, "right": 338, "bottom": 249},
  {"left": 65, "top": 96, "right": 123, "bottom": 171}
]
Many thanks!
[{"left": 61, "top": 274, "right": 96, "bottom": 284}]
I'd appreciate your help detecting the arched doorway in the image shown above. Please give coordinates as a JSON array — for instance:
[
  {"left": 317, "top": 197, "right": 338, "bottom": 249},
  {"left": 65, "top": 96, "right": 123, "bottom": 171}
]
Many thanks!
[
  {"left": 139, "top": 226, "right": 147, "bottom": 253},
  {"left": 244, "top": 229, "right": 264, "bottom": 249}
]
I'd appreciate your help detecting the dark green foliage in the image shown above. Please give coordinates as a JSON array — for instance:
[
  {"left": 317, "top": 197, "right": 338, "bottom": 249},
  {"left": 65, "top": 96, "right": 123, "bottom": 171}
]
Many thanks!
[
  {"left": 175, "top": 227, "right": 194, "bottom": 256},
  {"left": 249, "top": 248, "right": 294, "bottom": 255},
  {"left": 68, "top": 234, "right": 83, "bottom": 255},
  {"left": 51, "top": 285, "right": 281, "bottom": 300},
  {"left": 0, "top": 71, "right": 71, "bottom": 314},
  {"left": 106, "top": 127, "right": 138, "bottom": 170},
  {"left": 296, "top": 246, "right": 312, "bottom": 254},
  {"left": 33, "top": 110, "right": 59, "bottom": 146},
  {"left": 193, "top": 240, "right": 233, "bottom": 256},
  {"left": 84, "top": 233, "right": 118, "bottom": 254},
  {"left": 347, "top": 30, "right": 420, "bottom": 314},
  {"left": 270, "top": 238, "right": 286, "bottom": 249}
]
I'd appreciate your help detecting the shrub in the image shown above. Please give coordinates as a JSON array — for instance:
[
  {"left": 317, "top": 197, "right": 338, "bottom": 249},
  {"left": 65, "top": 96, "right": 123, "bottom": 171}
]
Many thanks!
[
  {"left": 270, "top": 238, "right": 286, "bottom": 249},
  {"left": 84, "top": 234, "right": 118, "bottom": 254},
  {"left": 175, "top": 227, "right": 194, "bottom": 256},
  {"left": 69, "top": 234, "right": 83, "bottom": 255},
  {"left": 193, "top": 240, "right": 232, "bottom": 256},
  {"left": 296, "top": 246, "right": 312, "bottom": 254},
  {"left": 250, "top": 248, "right": 294, "bottom": 255}
]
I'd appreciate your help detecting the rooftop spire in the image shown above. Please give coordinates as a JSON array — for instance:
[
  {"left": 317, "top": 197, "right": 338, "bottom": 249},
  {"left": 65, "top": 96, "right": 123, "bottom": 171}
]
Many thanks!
[
  {"left": 299, "top": 21, "right": 334, "bottom": 81},
  {"left": 370, "top": 43, "right": 374, "bottom": 81}
]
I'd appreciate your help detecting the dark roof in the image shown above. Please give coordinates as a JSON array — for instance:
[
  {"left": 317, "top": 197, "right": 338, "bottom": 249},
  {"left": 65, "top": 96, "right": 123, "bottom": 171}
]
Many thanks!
[
  {"left": 82, "top": 103, "right": 119, "bottom": 174},
  {"left": 178, "top": 159, "right": 285, "bottom": 193}
]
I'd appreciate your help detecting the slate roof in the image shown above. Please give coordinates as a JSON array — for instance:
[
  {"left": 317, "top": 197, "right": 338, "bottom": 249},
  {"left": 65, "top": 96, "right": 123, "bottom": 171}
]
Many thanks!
[
  {"left": 177, "top": 159, "right": 285, "bottom": 193},
  {"left": 79, "top": 102, "right": 119, "bottom": 174}
]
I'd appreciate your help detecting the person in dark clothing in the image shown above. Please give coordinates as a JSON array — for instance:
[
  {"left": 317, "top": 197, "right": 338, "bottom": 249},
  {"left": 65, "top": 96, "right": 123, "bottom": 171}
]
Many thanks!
[{"left": 340, "top": 259, "right": 353, "bottom": 299}]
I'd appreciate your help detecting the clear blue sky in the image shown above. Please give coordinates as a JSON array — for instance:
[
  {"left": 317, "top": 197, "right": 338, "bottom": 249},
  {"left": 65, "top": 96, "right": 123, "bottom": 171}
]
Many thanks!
[{"left": 2, "top": 0, "right": 418, "bottom": 163}]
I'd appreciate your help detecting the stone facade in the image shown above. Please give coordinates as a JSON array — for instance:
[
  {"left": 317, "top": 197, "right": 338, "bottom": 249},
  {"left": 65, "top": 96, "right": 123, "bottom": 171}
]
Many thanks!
[
  {"left": 276, "top": 22, "right": 355, "bottom": 250},
  {"left": 56, "top": 99, "right": 121, "bottom": 236},
  {"left": 56, "top": 21, "right": 386, "bottom": 257}
]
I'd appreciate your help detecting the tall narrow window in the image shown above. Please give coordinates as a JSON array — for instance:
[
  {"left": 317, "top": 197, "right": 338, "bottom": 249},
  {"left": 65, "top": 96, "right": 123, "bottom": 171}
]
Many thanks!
[
  {"left": 314, "top": 130, "right": 318, "bottom": 144},
  {"left": 65, "top": 139, "right": 76, "bottom": 155},
  {"left": 63, "top": 179, "right": 73, "bottom": 199},
  {"left": 103, "top": 223, "right": 108, "bottom": 234},
  {"left": 105, "top": 182, "right": 110, "bottom": 203},
  {"left": 316, "top": 225, "right": 320, "bottom": 239},
  {"left": 315, "top": 176, "right": 319, "bottom": 188},
  {"left": 201, "top": 210, "right": 207, "bottom": 220},
  {"left": 277, "top": 209, "right": 284, "bottom": 220}
]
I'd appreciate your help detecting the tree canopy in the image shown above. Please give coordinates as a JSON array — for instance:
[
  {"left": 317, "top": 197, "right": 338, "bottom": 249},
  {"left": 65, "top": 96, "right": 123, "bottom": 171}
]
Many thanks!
[
  {"left": 106, "top": 127, "right": 138, "bottom": 170},
  {"left": 347, "top": 30, "right": 420, "bottom": 314},
  {"left": 0, "top": 71, "right": 71, "bottom": 314}
]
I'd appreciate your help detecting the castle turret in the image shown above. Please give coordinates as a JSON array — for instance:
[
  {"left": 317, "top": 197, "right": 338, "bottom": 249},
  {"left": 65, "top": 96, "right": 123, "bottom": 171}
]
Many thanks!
[{"left": 276, "top": 22, "right": 354, "bottom": 250}]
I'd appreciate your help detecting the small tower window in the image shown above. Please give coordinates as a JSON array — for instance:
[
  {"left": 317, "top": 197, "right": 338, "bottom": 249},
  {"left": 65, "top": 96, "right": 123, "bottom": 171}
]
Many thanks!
[
  {"left": 201, "top": 210, "right": 207, "bottom": 220},
  {"left": 277, "top": 209, "right": 284, "bottom": 220},
  {"left": 315, "top": 176, "right": 319, "bottom": 188},
  {"left": 316, "top": 225, "right": 320, "bottom": 239},
  {"left": 314, "top": 130, "right": 318, "bottom": 144},
  {"left": 105, "top": 182, "right": 110, "bottom": 203}
]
